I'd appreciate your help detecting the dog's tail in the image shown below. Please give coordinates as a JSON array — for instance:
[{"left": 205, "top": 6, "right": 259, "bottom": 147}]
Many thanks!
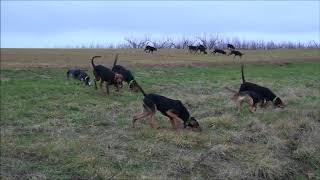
[
  {"left": 225, "top": 87, "right": 238, "bottom": 93},
  {"left": 112, "top": 54, "right": 119, "bottom": 70},
  {"left": 135, "top": 81, "right": 147, "bottom": 97},
  {"left": 241, "top": 64, "right": 246, "bottom": 83},
  {"left": 91, "top": 56, "right": 102, "bottom": 68}
]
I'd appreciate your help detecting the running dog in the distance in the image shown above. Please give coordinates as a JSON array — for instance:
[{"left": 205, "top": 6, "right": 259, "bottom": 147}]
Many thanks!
[{"left": 132, "top": 83, "right": 201, "bottom": 132}]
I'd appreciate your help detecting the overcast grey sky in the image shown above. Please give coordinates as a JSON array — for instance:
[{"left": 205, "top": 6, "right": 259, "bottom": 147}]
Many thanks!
[{"left": 1, "top": 1, "right": 319, "bottom": 48}]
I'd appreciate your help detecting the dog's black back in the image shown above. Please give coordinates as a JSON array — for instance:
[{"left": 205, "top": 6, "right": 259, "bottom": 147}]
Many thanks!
[
  {"left": 91, "top": 56, "right": 115, "bottom": 82},
  {"left": 144, "top": 93, "right": 190, "bottom": 122},
  {"left": 188, "top": 45, "right": 198, "bottom": 52},
  {"left": 213, "top": 48, "right": 226, "bottom": 55},
  {"left": 94, "top": 65, "right": 116, "bottom": 82}
]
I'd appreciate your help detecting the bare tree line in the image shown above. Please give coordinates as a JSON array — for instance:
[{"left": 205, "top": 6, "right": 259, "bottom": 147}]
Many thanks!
[{"left": 70, "top": 35, "right": 319, "bottom": 49}]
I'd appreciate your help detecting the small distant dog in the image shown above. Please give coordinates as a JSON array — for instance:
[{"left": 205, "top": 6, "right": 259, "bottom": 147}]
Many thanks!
[
  {"left": 227, "top": 44, "right": 235, "bottom": 50},
  {"left": 144, "top": 45, "right": 157, "bottom": 53},
  {"left": 197, "top": 45, "right": 207, "bottom": 54},
  {"left": 239, "top": 64, "right": 285, "bottom": 108},
  {"left": 91, "top": 55, "right": 124, "bottom": 95},
  {"left": 212, "top": 48, "right": 227, "bottom": 55},
  {"left": 67, "top": 69, "right": 91, "bottom": 86},
  {"left": 228, "top": 50, "right": 244, "bottom": 58},
  {"left": 188, "top": 45, "right": 198, "bottom": 54},
  {"left": 188, "top": 45, "right": 207, "bottom": 54},
  {"left": 133, "top": 82, "right": 201, "bottom": 132},
  {"left": 111, "top": 54, "right": 139, "bottom": 92},
  {"left": 226, "top": 87, "right": 265, "bottom": 113}
]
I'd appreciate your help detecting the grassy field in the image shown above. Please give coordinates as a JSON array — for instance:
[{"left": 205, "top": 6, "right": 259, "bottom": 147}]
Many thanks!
[{"left": 1, "top": 49, "right": 320, "bottom": 179}]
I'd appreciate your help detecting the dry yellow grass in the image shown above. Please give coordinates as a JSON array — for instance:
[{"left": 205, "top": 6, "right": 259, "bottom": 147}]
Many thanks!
[{"left": 1, "top": 48, "right": 319, "bottom": 69}]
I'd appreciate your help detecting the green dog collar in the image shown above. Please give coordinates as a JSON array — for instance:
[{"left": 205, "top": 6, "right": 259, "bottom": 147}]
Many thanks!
[
  {"left": 272, "top": 96, "right": 279, "bottom": 103},
  {"left": 128, "top": 80, "right": 135, "bottom": 86},
  {"left": 186, "top": 117, "right": 192, "bottom": 123}
]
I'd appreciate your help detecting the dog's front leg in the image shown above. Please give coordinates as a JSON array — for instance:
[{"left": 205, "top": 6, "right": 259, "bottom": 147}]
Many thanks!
[
  {"left": 115, "top": 83, "right": 119, "bottom": 92},
  {"left": 148, "top": 112, "right": 156, "bottom": 128},
  {"left": 237, "top": 101, "right": 242, "bottom": 113},
  {"left": 166, "top": 111, "right": 182, "bottom": 131},
  {"left": 105, "top": 82, "right": 110, "bottom": 95},
  {"left": 94, "top": 79, "right": 98, "bottom": 90}
]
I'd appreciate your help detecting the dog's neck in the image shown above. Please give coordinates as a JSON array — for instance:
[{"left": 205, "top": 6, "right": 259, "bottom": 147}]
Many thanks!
[{"left": 272, "top": 96, "right": 279, "bottom": 103}]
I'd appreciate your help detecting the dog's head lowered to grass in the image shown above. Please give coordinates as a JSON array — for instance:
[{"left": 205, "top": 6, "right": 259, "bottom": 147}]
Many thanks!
[
  {"left": 186, "top": 117, "right": 202, "bottom": 132},
  {"left": 114, "top": 73, "right": 124, "bottom": 88},
  {"left": 273, "top": 96, "right": 285, "bottom": 108}
]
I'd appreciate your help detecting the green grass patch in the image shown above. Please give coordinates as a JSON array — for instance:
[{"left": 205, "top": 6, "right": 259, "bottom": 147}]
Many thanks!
[{"left": 1, "top": 62, "right": 320, "bottom": 179}]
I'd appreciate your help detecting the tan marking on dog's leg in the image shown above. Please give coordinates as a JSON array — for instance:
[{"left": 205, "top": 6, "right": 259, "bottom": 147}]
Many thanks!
[
  {"left": 168, "top": 118, "right": 176, "bottom": 129},
  {"left": 132, "top": 106, "right": 152, "bottom": 128},
  {"left": 246, "top": 96, "right": 255, "bottom": 113},
  {"left": 166, "top": 111, "right": 178, "bottom": 129},
  {"left": 148, "top": 112, "right": 156, "bottom": 129},
  {"left": 166, "top": 111, "right": 183, "bottom": 132},
  {"left": 238, "top": 100, "right": 243, "bottom": 112}
]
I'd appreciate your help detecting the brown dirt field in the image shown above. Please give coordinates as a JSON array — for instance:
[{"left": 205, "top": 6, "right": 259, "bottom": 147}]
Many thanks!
[{"left": 1, "top": 48, "right": 319, "bottom": 69}]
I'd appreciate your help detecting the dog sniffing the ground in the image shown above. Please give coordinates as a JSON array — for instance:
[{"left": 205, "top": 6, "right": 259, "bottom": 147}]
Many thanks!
[
  {"left": 67, "top": 69, "right": 91, "bottom": 86},
  {"left": 226, "top": 87, "right": 266, "bottom": 113},
  {"left": 132, "top": 82, "right": 201, "bottom": 131},
  {"left": 91, "top": 55, "right": 124, "bottom": 95},
  {"left": 239, "top": 64, "right": 285, "bottom": 108},
  {"left": 111, "top": 54, "right": 139, "bottom": 92}
]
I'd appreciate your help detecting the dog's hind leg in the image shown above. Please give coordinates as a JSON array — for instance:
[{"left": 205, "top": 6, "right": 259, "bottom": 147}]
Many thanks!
[
  {"left": 168, "top": 118, "right": 176, "bottom": 129},
  {"left": 246, "top": 98, "right": 255, "bottom": 113},
  {"left": 148, "top": 112, "right": 156, "bottom": 128},
  {"left": 105, "top": 82, "right": 110, "bottom": 95},
  {"left": 132, "top": 105, "right": 153, "bottom": 128},
  {"left": 237, "top": 100, "right": 243, "bottom": 113},
  {"left": 94, "top": 79, "right": 98, "bottom": 90}
]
